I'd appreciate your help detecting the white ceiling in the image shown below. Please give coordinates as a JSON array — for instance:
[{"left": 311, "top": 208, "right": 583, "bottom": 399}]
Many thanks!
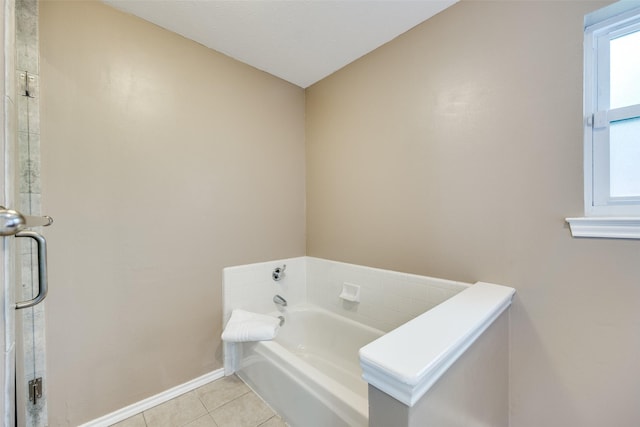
[{"left": 102, "top": 0, "right": 458, "bottom": 88}]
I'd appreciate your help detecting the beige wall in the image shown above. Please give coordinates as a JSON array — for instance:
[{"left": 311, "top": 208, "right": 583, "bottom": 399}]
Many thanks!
[
  {"left": 39, "top": 1, "right": 305, "bottom": 425},
  {"left": 307, "top": 1, "right": 640, "bottom": 426}
]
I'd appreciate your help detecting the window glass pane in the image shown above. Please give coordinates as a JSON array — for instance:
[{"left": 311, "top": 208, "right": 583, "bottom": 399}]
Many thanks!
[
  {"left": 610, "top": 30, "right": 640, "bottom": 109},
  {"left": 610, "top": 117, "right": 640, "bottom": 197}
]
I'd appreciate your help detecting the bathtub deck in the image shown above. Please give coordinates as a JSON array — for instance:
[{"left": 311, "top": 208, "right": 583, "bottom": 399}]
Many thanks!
[{"left": 108, "top": 375, "right": 287, "bottom": 427}]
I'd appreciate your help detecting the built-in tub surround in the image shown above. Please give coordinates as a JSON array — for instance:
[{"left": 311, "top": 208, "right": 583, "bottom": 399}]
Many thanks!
[
  {"left": 223, "top": 256, "right": 468, "bottom": 335},
  {"left": 306, "top": 256, "right": 469, "bottom": 332},
  {"left": 368, "top": 310, "right": 510, "bottom": 427},
  {"left": 222, "top": 257, "right": 307, "bottom": 327},
  {"left": 363, "top": 283, "right": 514, "bottom": 427},
  {"left": 223, "top": 257, "right": 514, "bottom": 427}
]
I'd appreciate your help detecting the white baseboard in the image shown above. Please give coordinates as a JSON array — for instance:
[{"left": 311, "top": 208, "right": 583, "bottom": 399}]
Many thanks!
[{"left": 79, "top": 368, "right": 225, "bottom": 427}]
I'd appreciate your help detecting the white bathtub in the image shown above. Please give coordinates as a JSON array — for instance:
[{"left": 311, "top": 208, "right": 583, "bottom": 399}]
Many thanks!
[{"left": 235, "top": 305, "right": 384, "bottom": 427}]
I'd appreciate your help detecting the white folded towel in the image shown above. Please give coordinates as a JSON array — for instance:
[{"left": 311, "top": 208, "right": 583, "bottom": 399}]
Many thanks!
[{"left": 221, "top": 309, "right": 280, "bottom": 343}]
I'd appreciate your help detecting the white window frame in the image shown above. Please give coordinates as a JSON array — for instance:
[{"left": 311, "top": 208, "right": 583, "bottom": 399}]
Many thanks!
[{"left": 567, "top": 2, "right": 640, "bottom": 239}]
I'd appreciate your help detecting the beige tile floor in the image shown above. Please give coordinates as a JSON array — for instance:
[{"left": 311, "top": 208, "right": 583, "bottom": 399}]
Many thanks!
[{"left": 110, "top": 375, "right": 287, "bottom": 427}]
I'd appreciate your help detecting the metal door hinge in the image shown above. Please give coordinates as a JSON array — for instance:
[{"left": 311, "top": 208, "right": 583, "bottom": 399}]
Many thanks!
[
  {"left": 29, "top": 378, "right": 42, "bottom": 405},
  {"left": 19, "top": 72, "right": 35, "bottom": 98}
]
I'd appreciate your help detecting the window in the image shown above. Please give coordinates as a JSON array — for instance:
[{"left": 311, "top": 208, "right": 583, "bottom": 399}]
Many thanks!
[{"left": 567, "top": 2, "right": 640, "bottom": 239}]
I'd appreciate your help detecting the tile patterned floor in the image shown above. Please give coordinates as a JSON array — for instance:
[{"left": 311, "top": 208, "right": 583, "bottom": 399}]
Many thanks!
[{"left": 110, "top": 375, "right": 287, "bottom": 427}]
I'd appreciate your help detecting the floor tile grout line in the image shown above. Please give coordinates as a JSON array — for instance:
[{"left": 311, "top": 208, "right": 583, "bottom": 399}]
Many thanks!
[
  {"left": 204, "top": 388, "right": 254, "bottom": 415},
  {"left": 257, "top": 415, "right": 278, "bottom": 427},
  {"left": 200, "top": 388, "right": 253, "bottom": 415},
  {"left": 238, "top": 384, "right": 282, "bottom": 425},
  {"left": 114, "top": 377, "right": 269, "bottom": 427},
  {"left": 178, "top": 411, "right": 214, "bottom": 427}
]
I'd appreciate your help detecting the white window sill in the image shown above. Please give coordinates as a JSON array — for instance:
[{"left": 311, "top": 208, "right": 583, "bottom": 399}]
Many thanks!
[{"left": 566, "top": 217, "right": 640, "bottom": 239}]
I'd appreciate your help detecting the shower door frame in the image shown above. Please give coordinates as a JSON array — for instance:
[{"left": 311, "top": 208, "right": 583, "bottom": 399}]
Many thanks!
[{"left": 1, "top": 0, "right": 17, "bottom": 425}]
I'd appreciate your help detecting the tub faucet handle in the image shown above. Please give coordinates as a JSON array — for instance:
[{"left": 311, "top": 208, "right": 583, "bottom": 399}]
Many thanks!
[
  {"left": 273, "top": 294, "right": 287, "bottom": 307},
  {"left": 272, "top": 264, "right": 286, "bottom": 281}
]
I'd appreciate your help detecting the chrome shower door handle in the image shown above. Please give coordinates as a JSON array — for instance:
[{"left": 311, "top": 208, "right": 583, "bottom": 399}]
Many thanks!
[
  {"left": 0, "top": 206, "right": 52, "bottom": 309},
  {"left": 15, "top": 230, "right": 48, "bottom": 310}
]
